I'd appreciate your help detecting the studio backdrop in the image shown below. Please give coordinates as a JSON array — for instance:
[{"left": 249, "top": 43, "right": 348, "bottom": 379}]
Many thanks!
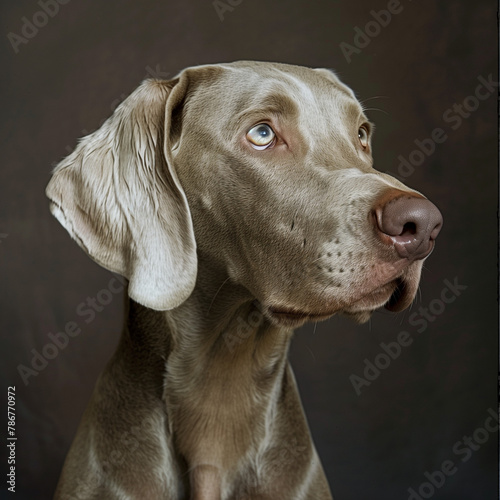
[{"left": 0, "top": 1, "right": 497, "bottom": 499}]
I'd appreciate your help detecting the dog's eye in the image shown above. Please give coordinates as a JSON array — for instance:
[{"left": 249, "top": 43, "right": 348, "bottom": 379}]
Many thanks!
[
  {"left": 246, "top": 124, "right": 276, "bottom": 150},
  {"left": 358, "top": 126, "right": 369, "bottom": 149}
]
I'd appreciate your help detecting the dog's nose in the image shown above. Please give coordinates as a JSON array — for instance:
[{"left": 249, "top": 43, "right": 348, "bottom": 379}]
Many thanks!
[{"left": 374, "top": 192, "right": 443, "bottom": 260}]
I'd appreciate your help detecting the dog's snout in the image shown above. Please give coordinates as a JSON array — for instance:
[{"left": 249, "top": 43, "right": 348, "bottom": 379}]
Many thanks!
[{"left": 374, "top": 191, "right": 443, "bottom": 260}]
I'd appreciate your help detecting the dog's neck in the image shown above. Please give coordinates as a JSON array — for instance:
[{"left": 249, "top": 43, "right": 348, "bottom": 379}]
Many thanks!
[{"left": 122, "top": 258, "right": 294, "bottom": 493}]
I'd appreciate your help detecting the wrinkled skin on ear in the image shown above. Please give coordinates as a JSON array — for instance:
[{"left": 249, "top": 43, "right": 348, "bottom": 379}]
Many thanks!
[{"left": 46, "top": 77, "right": 197, "bottom": 310}]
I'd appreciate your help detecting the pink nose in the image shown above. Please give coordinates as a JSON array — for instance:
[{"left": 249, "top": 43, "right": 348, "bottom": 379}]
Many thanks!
[{"left": 374, "top": 191, "right": 443, "bottom": 260}]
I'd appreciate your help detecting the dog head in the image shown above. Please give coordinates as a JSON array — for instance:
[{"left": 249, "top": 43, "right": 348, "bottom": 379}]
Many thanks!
[{"left": 46, "top": 61, "right": 442, "bottom": 326}]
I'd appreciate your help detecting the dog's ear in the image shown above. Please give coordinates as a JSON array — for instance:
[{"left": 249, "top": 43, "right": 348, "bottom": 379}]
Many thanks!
[{"left": 46, "top": 78, "right": 197, "bottom": 310}]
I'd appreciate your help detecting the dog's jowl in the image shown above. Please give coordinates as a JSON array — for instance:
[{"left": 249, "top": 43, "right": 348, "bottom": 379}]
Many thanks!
[{"left": 47, "top": 61, "right": 442, "bottom": 500}]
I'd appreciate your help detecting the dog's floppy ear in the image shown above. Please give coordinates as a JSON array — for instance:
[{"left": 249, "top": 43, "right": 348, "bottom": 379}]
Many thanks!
[{"left": 46, "top": 77, "right": 197, "bottom": 310}]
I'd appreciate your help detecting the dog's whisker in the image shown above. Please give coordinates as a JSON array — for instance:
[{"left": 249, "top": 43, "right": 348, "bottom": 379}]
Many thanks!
[
  {"left": 306, "top": 346, "right": 316, "bottom": 363},
  {"left": 359, "top": 95, "right": 389, "bottom": 104},
  {"left": 363, "top": 107, "right": 389, "bottom": 115}
]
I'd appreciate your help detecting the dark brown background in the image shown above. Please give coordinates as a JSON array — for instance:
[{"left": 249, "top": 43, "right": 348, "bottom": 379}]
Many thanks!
[{"left": 1, "top": 1, "right": 497, "bottom": 499}]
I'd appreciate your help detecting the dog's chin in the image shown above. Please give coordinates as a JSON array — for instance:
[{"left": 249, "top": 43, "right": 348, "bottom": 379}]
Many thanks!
[
  {"left": 265, "top": 306, "right": 334, "bottom": 328},
  {"left": 341, "top": 275, "right": 419, "bottom": 323},
  {"left": 340, "top": 309, "right": 374, "bottom": 324},
  {"left": 340, "top": 281, "right": 398, "bottom": 324},
  {"left": 265, "top": 272, "right": 420, "bottom": 328},
  {"left": 264, "top": 283, "right": 396, "bottom": 328}
]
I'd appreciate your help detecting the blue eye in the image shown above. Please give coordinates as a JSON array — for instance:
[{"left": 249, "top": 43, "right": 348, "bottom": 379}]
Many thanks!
[
  {"left": 358, "top": 126, "right": 369, "bottom": 149},
  {"left": 246, "top": 124, "right": 276, "bottom": 149}
]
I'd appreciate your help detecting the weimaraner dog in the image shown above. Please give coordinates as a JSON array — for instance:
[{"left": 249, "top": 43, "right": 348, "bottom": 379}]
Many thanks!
[{"left": 47, "top": 61, "right": 442, "bottom": 499}]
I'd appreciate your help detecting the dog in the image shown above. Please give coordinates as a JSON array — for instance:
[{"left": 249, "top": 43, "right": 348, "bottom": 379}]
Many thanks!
[{"left": 46, "top": 61, "right": 442, "bottom": 500}]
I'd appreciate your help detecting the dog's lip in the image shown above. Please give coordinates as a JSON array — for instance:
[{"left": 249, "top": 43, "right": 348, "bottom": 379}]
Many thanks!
[
  {"left": 267, "top": 306, "right": 332, "bottom": 320},
  {"left": 267, "top": 264, "right": 418, "bottom": 324},
  {"left": 267, "top": 279, "right": 403, "bottom": 322},
  {"left": 384, "top": 277, "right": 414, "bottom": 312}
]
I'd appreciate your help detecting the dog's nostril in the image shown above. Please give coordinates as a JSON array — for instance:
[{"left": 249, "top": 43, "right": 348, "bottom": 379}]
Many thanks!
[{"left": 401, "top": 222, "right": 417, "bottom": 236}]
